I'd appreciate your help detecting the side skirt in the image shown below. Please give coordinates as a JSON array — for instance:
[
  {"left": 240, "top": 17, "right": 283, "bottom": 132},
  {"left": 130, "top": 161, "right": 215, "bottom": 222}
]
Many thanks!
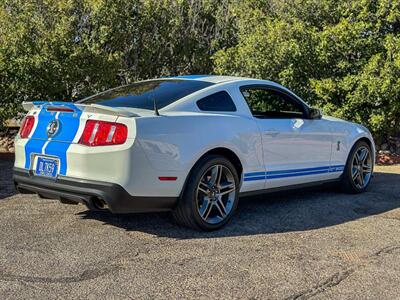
[{"left": 239, "top": 177, "right": 342, "bottom": 198}]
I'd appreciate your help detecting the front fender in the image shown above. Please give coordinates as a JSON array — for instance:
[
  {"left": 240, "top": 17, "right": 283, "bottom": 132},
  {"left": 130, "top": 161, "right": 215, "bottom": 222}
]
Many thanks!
[{"left": 327, "top": 116, "right": 376, "bottom": 168}]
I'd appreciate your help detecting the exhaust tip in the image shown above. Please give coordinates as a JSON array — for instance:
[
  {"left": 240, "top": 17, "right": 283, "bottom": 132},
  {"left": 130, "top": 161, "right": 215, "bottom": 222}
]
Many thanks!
[{"left": 91, "top": 197, "right": 109, "bottom": 210}]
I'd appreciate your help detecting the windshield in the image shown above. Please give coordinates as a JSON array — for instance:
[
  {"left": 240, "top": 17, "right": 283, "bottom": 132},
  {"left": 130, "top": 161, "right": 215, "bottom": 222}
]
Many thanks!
[{"left": 77, "top": 79, "right": 214, "bottom": 110}]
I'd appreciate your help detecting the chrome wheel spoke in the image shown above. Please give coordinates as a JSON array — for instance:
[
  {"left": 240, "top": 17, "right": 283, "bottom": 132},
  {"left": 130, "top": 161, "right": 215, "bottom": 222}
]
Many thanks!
[
  {"left": 220, "top": 188, "right": 235, "bottom": 196},
  {"left": 198, "top": 181, "right": 209, "bottom": 194},
  {"left": 210, "top": 165, "right": 223, "bottom": 186},
  {"left": 359, "top": 148, "right": 368, "bottom": 163},
  {"left": 359, "top": 171, "right": 365, "bottom": 186},
  {"left": 199, "top": 198, "right": 213, "bottom": 220},
  {"left": 353, "top": 153, "right": 360, "bottom": 165},
  {"left": 362, "top": 164, "right": 372, "bottom": 173},
  {"left": 215, "top": 197, "right": 227, "bottom": 218},
  {"left": 352, "top": 167, "right": 359, "bottom": 181},
  {"left": 219, "top": 182, "right": 235, "bottom": 195}
]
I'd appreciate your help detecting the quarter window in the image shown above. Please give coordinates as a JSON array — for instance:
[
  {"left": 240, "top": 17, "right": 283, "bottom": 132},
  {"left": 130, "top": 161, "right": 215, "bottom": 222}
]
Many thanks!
[
  {"left": 241, "top": 87, "right": 305, "bottom": 118},
  {"left": 197, "top": 91, "right": 236, "bottom": 112}
]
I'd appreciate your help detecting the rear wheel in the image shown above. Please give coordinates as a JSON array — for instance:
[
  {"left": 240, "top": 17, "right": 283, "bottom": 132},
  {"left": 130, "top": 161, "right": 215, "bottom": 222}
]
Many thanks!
[
  {"left": 340, "top": 140, "right": 373, "bottom": 193},
  {"left": 172, "top": 155, "right": 239, "bottom": 231}
]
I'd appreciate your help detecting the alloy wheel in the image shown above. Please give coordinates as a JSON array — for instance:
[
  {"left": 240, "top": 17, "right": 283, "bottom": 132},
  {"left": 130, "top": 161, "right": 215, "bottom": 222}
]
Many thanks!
[
  {"left": 351, "top": 146, "right": 372, "bottom": 189},
  {"left": 196, "top": 164, "right": 236, "bottom": 224}
]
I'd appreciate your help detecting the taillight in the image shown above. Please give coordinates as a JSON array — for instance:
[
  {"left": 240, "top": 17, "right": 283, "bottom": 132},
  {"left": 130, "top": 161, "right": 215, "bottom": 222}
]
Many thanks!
[
  {"left": 19, "top": 116, "right": 35, "bottom": 138},
  {"left": 79, "top": 120, "right": 128, "bottom": 146}
]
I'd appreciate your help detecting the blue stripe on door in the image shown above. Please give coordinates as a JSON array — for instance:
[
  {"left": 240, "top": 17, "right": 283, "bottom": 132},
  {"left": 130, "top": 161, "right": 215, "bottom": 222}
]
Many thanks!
[
  {"left": 244, "top": 165, "right": 345, "bottom": 182},
  {"left": 244, "top": 171, "right": 266, "bottom": 177},
  {"left": 266, "top": 166, "right": 330, "bottom": 175}
]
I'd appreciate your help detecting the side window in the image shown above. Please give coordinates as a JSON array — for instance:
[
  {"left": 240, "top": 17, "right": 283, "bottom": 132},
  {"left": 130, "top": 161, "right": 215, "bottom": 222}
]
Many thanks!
[
  {"left": 241, "top": 87, "right": 305, "bottom": 118},
  {"left": 197, "top": 91, "right": 236, "bottom": 112}
]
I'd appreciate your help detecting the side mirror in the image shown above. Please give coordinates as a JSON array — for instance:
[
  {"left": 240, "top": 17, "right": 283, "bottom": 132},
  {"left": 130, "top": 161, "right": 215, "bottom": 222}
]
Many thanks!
[{"left": 309, "top": 108, "right": 322, "bottom": 119}]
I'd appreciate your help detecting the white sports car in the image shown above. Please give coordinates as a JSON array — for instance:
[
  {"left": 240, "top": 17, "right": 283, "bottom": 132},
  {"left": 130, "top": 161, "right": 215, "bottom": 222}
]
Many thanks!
[{"left": 13, "top": 75, "right": 375, "bottom": 230}]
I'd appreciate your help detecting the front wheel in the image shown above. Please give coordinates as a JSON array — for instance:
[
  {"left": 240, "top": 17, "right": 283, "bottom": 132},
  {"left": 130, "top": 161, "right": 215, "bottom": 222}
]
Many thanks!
[
  {"left": 340, "top": 140, "right": 373, "bottom": 193},
  {"left": 172, "top": 155, "right": 239, "bottom": 231}
]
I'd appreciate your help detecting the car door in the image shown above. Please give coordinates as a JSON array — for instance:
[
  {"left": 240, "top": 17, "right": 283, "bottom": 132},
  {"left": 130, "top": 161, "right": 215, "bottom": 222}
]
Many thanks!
[{"left": 240, "top": 85, "right": 334, "bottom": 189}]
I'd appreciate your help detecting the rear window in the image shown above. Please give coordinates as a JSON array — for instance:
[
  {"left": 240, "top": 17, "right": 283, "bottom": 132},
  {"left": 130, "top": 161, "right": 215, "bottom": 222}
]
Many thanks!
[
  {"left": 78, "top": 79, "right": 214, "bottom": 110},
  {"left": 197, "top": 91, "right": 236, "bottom": 112}
]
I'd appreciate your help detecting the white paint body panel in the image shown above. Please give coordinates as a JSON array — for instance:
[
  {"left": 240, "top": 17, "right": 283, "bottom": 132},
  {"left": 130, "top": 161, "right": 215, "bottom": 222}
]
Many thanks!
[{"left": 257, "top": 117, "right": 334, "bottom": 188}]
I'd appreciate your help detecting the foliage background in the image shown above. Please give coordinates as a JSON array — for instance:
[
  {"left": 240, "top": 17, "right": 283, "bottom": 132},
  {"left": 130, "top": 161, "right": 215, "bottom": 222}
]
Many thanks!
[{"left": 1, "top": 0, "right": 399, "bottom": 143}]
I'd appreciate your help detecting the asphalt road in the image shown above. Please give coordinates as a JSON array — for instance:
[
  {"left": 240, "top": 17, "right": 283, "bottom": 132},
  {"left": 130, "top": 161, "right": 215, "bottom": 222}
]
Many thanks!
[{"left": 1, "top": 156, "right": 400, "bottom": 299}]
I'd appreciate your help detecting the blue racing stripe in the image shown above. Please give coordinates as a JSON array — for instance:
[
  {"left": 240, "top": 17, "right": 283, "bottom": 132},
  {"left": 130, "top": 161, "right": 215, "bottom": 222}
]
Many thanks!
[
  {"left": 244, "top": 171, "right": 266, "bottom": 178},
  {"left": 266, "top": 166, "right": 330, "bottom": 175},
  {"left": 267, "top": 169, "right": 329, "bottom": 179},
  {"left": 244, "top": 165, "right": 345, "bottom": 182},
  {"left": 329, "top": 165, "right": 345, "bottom": 172},
  {"left": 24, "top": 106, "right": 53, "bottom": 169},
  {"left": 24, "top": 102, "right": 82, "bottom": 175},
  {"left": 32, "top": 101, "right": 48, "bottom": 106},
  {"left": 44, "top": 104, "right": 82, "bottom": 175}
]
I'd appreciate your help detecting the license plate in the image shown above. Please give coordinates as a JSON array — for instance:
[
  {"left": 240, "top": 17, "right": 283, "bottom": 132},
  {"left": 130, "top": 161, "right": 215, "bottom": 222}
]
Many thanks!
[{"left": 35, "top": 156, "right": 59, "bottom": 178}]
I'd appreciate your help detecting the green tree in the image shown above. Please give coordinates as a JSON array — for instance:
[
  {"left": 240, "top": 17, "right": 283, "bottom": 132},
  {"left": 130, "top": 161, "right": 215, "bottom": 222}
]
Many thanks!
[
  {"left": 214, "top": 0, "right": 400, "bottom": 141},
  {"left": 1, "top": 0, "right": 399, "bottom": 142},
  {"left": 0, "top": 0, "right": 236, "bottom": 125}
]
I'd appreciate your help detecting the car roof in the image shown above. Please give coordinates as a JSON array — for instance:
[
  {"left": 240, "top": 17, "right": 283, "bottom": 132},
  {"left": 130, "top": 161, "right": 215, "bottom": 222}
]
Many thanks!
[
  {"left": 167, "top": 75, "right": 251, "bottom": 84},
  {"left": 166, "top": 75, "right": 282, "bottom": 87},
  {"left": 160, "top": 75, "right": 310, "bottom": 112}
]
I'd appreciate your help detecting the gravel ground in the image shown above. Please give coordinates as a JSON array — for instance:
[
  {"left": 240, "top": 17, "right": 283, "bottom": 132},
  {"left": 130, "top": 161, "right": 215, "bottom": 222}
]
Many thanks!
[{"left": 0, "top": 156, "right": 399, "bottom": 299}]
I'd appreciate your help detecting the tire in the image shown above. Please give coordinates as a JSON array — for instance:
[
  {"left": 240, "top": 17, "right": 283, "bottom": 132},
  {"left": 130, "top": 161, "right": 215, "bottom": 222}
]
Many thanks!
[
  {"left": 172, "top": 155, "right": 240, "bottom": 231},
  {"left": 340, "top": 140, "right": 373, "bottom": 194}
]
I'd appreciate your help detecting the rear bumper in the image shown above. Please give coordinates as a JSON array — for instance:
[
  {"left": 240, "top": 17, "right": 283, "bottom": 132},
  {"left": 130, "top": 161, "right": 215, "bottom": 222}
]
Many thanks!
[{"left": 13, "top": 168, "right": 177, "bottom": 213}]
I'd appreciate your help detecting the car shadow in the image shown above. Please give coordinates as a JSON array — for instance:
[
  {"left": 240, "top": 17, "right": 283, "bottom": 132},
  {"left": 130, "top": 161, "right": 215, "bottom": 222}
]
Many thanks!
[{"left": 78, "top": 170, "right": 400, "bottom": 238}]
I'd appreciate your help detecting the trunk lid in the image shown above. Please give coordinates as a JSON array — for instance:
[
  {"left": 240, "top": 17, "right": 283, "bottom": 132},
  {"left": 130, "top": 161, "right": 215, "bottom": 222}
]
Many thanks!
[
  {"left": 21, "top": 101, "right": 137, "bottom": 176},
  {"left": 23, "top": 101, "right": 139, "bottom": 143}
]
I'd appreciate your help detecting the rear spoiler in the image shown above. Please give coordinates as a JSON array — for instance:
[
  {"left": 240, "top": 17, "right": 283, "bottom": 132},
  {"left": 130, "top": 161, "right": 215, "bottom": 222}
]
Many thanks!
[{"left": 22, "top": 102, "right": 140, "bottom": 117}]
